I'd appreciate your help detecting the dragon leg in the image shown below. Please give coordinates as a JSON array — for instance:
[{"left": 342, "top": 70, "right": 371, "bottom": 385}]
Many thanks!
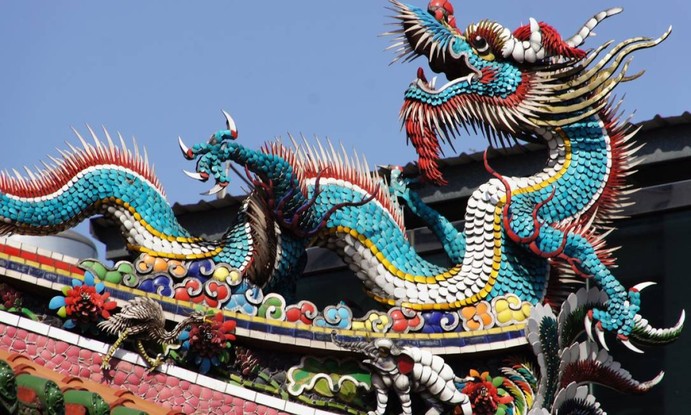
[
  {"left": 101, "top": 328, "right": 130, "bottom": 370},
  {"left": 388, "top": 167, "right": 466, "bottom": 263},
  {"left": 370, "top": 373, "right": 390, "bottom": 415},
  {"left": 136, "top": 340, "right": 163, "bottom": 372},
  {"left": 512, "top": 218, "right": 641, "bottom": 343}
]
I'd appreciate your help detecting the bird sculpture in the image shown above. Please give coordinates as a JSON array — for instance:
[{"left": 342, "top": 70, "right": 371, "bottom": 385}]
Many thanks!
[{"left": 98, "top": 296, "right": 208, "bottom": 372}]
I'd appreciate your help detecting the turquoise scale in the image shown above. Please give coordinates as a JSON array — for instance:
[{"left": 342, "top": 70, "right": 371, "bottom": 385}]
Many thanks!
[
  {"left": 0, "top": 168, "right": 190, "bottom": 237},
  {"left": 490, "top": 237, "right": 548, "bottom": 303},
  {"left": 404, "top": 57, "right": 522, "bottom": 105},
  {"left": 510, "top": 117, "right": 610, "bottom": 231},
  {"left": 310, "top": 184, "right": 448, "bottom": 276},
  {"left": 212, "top": 218, "right": 252, "bottom": 266}
]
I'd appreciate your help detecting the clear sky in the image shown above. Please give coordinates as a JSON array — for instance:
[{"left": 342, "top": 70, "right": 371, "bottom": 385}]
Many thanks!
[{"left": 0, "top": 1, "right": 689, "bottom": 254}]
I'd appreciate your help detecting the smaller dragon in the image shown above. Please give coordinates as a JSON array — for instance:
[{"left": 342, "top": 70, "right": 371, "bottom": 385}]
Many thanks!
[
  {"left": 98, "top": 297, "right": 208, "bottom": 372},
  {"left": 333, "top": 334, "right": 473, "bottom": 415}
]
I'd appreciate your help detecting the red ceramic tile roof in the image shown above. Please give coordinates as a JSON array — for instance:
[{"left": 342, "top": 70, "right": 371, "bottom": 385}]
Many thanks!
[
  {"left": 0, "top": 348, "right": 173, "bottom": 415},
  {"left": 0, "top": 322, "right": 291, "bottom": 415}
]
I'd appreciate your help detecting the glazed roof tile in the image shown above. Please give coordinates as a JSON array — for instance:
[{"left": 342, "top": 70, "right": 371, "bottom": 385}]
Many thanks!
[{"left": 0, "top": 349, "right": 174, "bottom": 415}]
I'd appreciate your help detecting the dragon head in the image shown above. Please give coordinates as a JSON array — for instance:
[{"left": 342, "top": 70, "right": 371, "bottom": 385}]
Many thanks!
[{"left": 389, "top": 0, "right": 669, "bottom": 185}]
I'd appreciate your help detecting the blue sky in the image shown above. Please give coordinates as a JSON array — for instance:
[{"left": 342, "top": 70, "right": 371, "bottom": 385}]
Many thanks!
[{"left": 1, "top": 1, "right": 689, "bottom": 252}]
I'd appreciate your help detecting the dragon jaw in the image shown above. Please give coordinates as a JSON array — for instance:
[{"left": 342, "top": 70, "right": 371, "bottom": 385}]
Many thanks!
[{"left": 389, "top": 0, "right": 670, "bottom": 185}]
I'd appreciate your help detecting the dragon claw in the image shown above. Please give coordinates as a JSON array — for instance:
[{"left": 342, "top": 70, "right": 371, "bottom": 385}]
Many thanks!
[
  {"left": 178, "top": 136, "right": 195, "bottom": 160},
  {"left": 631, "top": 281, "right": 656, "bottom": 292},
  {"left": 183, "top": 170, "right": 209, "bottom": 181},
  {"left": 587, "top": 286, "right": 648, "bottom": 351},
  {"left": 629, "top": 309, "right": 685, "bottom": 345},
  {"left": 387, "top": 166, "right": 415, "bottom": 203},
  {"left": 595, "top": 321, "right": 609, "bottom": 351},
  {"left": 202, "top": 182, "right": 228, "bottom": 196},
  {"left": 584, "top": 310, "right": 595, "bottom": 342},
  {"left": 618, "top": 334, "right": 645, "bottom": 353}
]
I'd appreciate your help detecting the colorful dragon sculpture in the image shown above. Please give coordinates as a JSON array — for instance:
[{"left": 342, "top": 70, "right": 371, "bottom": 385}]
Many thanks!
[{"left": 0, "top": 1, "right": 685, "bottom": 414}]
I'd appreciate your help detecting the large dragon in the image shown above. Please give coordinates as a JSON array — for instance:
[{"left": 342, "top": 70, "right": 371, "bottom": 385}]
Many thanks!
[
  {"left": 0, "top": 0, "right": 682, "bottom": 363},
  {"left": 384, "top": 0, "right": 685, "bottom": 348}
]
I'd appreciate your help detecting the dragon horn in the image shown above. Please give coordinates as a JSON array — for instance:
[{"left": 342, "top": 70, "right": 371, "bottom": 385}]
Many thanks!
[
  {"left": 502, "top": 18, "right": 545, "bottom": 63},
  {"left": 566, "top": 8, "right": 623, "bottom": 48}
]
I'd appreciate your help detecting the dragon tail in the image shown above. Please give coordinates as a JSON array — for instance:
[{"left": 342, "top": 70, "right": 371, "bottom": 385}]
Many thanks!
[{"left": 0, "top": 128, "right": 216, "bottom": 259}]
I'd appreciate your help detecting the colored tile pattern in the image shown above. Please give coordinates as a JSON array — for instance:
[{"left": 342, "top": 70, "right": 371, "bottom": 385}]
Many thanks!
[{"left": 0, "top": 240, "right": 528, "bottom": 354}]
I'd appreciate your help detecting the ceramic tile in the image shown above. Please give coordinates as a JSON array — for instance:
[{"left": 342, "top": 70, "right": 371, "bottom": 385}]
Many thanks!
[
  {"left": 294, "top": 337, "right": 311, "bottom": 348},
  {"left": 17, "top": 317, "right": 50, "bottom": 336},
  {"left": 36, "top": 248, "right": 53, "bottom": 258},
  {"left": 0, "top": 310, "right": 20, "bottom": 326},
  {"left": 255, "top": 393, "right": 287, "bottom": 410},
  {"left": 47, "top": 326, "right": 80, "bottom": 345},
  {"left": 77, "top": 336, "right": 109, "bottom": 354},
  {"left": 61, "top": 254, "right": 80, "bottom": 265},
  {"left": 4, "top": 269, "right": 22, "bottom": 281},
  {"left": 112, "top": 348, "right": 141, "bottom": 365},
  {"left": 225, "top": 382, "right": 256, "bottom": 401},
  {"left": 36, "top": 277, "right": 52, "bottom": 288},
  {"left": 197, "top": 374, "right": 227, "bottom": 392},
  {"left": 167, "top": 364, "right": 199, "bottom": 384},
  {"left": 20, "top": 244, "right": 37, "bottom": 254},
  {"left": 310, "top": 340, "right": 327, "bottom": 350},
  {"left": 285, "top": 400, "right": 316, "bottom": 415},
  {"left": 279, "top": 335, "right": 297, "bottom": 345}
]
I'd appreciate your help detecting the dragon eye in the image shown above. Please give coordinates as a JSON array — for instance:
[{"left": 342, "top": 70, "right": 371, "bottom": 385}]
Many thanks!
[{"left": 472, "top": 35, "right": 490, "bottom": 54}]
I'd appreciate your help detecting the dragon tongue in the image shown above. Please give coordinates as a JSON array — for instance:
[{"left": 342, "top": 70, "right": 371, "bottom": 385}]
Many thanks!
[{"left": 417, "top": 67, "right": 428, "bottom": 83}]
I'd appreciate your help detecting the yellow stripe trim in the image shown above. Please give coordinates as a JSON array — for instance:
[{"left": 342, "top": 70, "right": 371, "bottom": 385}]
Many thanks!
[
  {"left": 328, "top": 226, "right": 462, "bottom": 284},
  {"left": 506, "top": 131, "right": 572, "bottom": 197},
  {"left": 100, "top": 197, "right": 202, "bottom": 244},
  {"left": 129, "top": 244, "right": 224, "bottom": 260}
]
